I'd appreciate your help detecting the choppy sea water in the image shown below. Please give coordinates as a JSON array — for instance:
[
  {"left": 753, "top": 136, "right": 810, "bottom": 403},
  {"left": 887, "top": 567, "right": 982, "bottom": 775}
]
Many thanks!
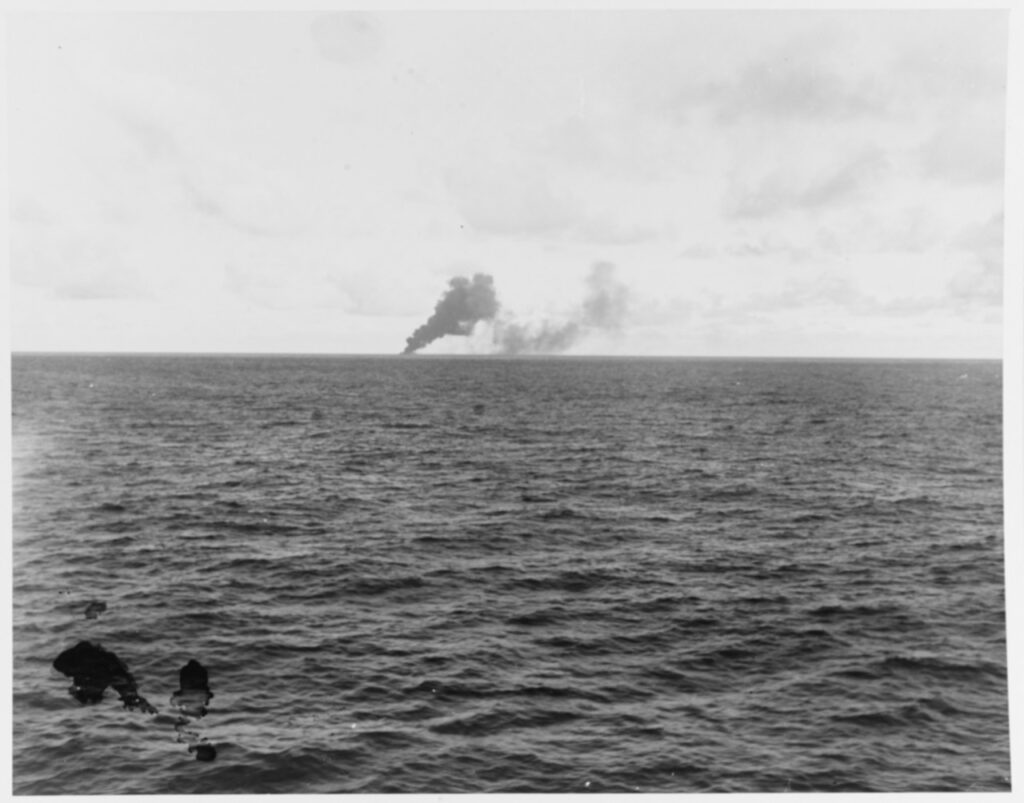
[{"left": 10, "top": 354, "right": 1008, "bottom": 794}]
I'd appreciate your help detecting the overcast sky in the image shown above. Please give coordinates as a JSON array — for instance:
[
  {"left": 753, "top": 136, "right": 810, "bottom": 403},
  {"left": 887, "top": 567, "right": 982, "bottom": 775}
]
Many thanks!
[{"left": 5, "top": 9, "right": 1011, "bottom": 357}]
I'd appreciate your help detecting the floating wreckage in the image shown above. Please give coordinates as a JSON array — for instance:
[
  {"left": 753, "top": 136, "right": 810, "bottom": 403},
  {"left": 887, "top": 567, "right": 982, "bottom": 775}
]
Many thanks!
[
  {"left": 172, "top": 659, "right": 216, "bottom": 761},
  {"left": 52, "top": 643, "right": 218, "bottom": 760},
  {"left": 52, "top": 640, "right": 157, "bottom": 713}
]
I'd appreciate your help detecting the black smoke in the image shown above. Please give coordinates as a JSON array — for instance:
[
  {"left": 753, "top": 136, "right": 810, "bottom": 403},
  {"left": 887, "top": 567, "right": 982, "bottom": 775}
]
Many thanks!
[
  {"left": 492, "top": 261, "right": 629, "bottom": 354},
  {"left": 402, "top": 273, "right": 499, "bottom": 354}
]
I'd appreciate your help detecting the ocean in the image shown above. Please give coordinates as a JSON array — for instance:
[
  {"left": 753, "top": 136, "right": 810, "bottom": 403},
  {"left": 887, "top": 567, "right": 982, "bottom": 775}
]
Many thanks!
[{"left": 9, "top": 353, "right": 1009, "bottom": 794}]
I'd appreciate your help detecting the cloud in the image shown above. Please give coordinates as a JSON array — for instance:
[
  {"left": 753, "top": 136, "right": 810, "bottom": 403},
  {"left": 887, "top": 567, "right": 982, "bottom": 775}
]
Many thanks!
[
  {"left": 543, "top": 110, "right": 695, "bottom": 183},
  {"left": 181, "top": 160, "right": 303, "bottom": 238},
  {"left": 945, "top": 213, "right": 1003, "bottom": 307},
  {"left": 726, "top": 148, "right": 889, "bottom": 219},
  {"left": 310, "top": 13, "right": 383, "bottom": 66},
  {"left": 223, "top": 262, "right": 357, "bottom": 312},
  {"left": 91, "top": 77, "right": 303, "bottom": 237},
  {"left": 915, "top": 107, "right": 1005, "bottom": 186},
  {"left": 444, "top": 150, "right": 665, "bottom": 245},
  {"left": 103, "top": 100, "right": 178, "bottom": 160},
  {"left": 701, "top": 58, "right": 891, "bottom": 124},
  {"left": 679, "top": 243, "right": 717, "bottom": 260},
  {"left": 954, "top": 212, "right": 1003, "bottom": 254},
  {"left": 11, "top": 223, "right": 143, "bottom": 300},
  {"left": 732, "top": 264, "right": 999, "bottom": 321},
  {"left": 811, "top": 206, "right": 949, "bottom": 257},
  {"left": 621, "top": 18, "right": 900, "bottom": 129},
  {"left": 629, "top": 294, "right": 697, "bottom": 327},
  {"left": 747, "top": 274, "right": 869, "bottom": 312},
  {"left": 444, "top": 159, "right": 578, "bottom": 237},
  {"left": 946, "top": 266, "right": 1001, "bottom": 308},
  {"left": 888, "top": 12, "right": 1008, "bottom": 106},
  {"left": 682, "top": 233, "right": 813, "bottom": 262},
  {"left": 11, "top": 197, "right": 57, "bottom": 227},
  {"left": 682, "top": 206, "right": 943, "bottom": 264},
  {"left": 325, "top": 269, "right": 427, "bottom": 318},
  {"left": 662, "top": 13, "right": 1004, "bottom": 129},
  {"left": 574, "top": 216, "right": 664, "bottom": 245}
]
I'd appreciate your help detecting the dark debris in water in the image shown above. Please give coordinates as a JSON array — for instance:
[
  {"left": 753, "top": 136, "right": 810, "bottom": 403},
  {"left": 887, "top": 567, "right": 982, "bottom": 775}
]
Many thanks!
[{"left": 83, "top": 601, "right": 107, "bottom": 620}]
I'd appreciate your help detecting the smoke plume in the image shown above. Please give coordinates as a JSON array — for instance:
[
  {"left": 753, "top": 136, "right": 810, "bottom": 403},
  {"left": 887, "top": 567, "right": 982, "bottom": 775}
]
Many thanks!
[
  {"left": 402, "top": 273, "right": 499, "bottom": 354},
  {"left": 492, "top": 261, "right": 629, "bottom": 354},
  {"left": 401, "top": 262, "right": 629, "bottom": 355}
]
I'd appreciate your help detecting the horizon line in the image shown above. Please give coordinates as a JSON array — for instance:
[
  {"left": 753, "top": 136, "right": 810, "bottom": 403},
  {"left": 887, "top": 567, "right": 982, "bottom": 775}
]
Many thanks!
[{"left": 8, "top": 350, "right": 1003, "bottom": 362}]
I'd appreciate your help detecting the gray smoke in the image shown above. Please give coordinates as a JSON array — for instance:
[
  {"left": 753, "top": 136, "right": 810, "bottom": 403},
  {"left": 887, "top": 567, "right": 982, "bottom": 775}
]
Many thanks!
[
  {"left": 493, "top": 320, "right": 582, "bottom": 355},
  {"left": 402, "top": 273, "right": 499, "bottom": 354},
  {"left": 580, "top": 261, "right": 629, "bottom": 330},
  {"left": 493, "top": 261, "right": 629, "bottom": 354}
]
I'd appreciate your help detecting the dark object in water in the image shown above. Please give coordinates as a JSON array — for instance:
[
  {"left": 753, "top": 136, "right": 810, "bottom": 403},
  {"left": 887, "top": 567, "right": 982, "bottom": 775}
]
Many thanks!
[
  {"left": 311, "top": 408, "right": 324, "bottom": 421},
  {"left": 172, "top": 659, "right": 214, "bottom": 717},
  {"left": 190, "top": 744, "right": 217, "bottom": 762},
  {"left": 174, "top": 659, "right": 216, "bottom": 760},
  {"left": 179, "top": 659, "right": 211, "bottom": 694},
  {"left": 84, "top": 601, "right": 107, "bottom": 619},
  {"left": 52, "top": 641, "right": 156, "bottom": 713},
  {"left": 472, "top": 403, "right": 486, "bottom": 414}
]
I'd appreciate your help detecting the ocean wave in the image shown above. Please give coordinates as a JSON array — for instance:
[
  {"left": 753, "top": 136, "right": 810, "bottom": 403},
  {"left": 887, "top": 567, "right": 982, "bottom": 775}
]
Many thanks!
[{"left": 430, "top": 706, "right": 582, "bottom": 736}]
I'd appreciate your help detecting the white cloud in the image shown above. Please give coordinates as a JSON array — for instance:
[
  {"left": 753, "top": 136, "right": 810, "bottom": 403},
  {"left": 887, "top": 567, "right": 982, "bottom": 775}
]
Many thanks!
[
  {"left": 725, "top": 148, "right": 890, "bottom": 219},
  {"left": 10, "top": 199, "right": 145, "bottom": 301},
  {"left": 915, "top": 106, "right": 1006, "bottom": 186},
  {"left": 945, "top": 213, "right": 1004, "bottom": 309},
  {"left": 444, "top": 157, "right": 577, "bottom": 238},
  {"left": 701, "top": 56, "right": 892, "bottom": 125},
  {"left": 223, "top": 262, "right": 353, "bottom": 312}
]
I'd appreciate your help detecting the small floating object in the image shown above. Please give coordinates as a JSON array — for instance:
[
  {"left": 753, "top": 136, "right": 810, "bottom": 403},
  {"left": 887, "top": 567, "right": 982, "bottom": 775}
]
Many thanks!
[
  {"left": 311, "top": 409, "right": 324, "bottom": 421},
  {"left": 84, "top": 601, "right": 107, "bottom": 620},
  {"left": 472, "top": 403, "right": 486, "bottom": 414},
  {"left": 189, "top": 743, "right": 217, "bottom": 762},
  {"left": 178, "top": 659, "right": 211, "bottom": 693},
  {"left": 172, "top": 659, "right": 213, "bottom": 717}
]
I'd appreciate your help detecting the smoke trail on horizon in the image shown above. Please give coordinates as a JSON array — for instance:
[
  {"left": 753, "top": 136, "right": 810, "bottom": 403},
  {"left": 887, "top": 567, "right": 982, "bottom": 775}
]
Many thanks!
[
  {"left": 401, "top": 262, "right": 629, "bottom": 355},
  {"left": 492, "top": 261, "right": 629, "bottom": 354},
  {"left": 402, "top": 273, "right": 499, "bottom": 354}
]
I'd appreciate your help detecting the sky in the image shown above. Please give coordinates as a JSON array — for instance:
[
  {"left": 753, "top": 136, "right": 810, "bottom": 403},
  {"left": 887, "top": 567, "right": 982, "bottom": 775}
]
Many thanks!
[{"left": 4, "top": 8, "right": 1014, "bottom": 357}]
